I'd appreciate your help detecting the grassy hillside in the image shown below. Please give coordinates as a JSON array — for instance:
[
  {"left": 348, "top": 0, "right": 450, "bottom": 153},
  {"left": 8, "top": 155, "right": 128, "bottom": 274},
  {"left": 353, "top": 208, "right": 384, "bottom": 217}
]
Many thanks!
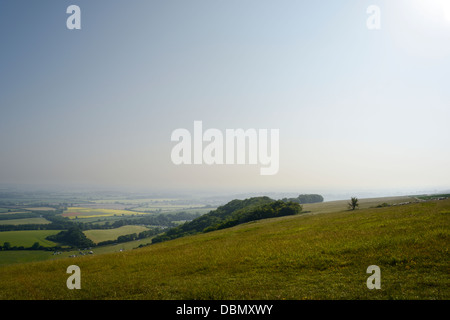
[
  {"left": 0, "top": 250, "right": 57, "bottom": 266},
  {"left": 0, "top": 199, "right": 448, "bottom": 300}
]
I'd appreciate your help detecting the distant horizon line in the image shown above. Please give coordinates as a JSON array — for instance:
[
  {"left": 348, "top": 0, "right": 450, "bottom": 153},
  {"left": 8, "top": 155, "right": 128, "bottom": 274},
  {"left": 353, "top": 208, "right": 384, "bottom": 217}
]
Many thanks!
[{"left": 0, "top": 182, "right": 448, "bottom": 202}]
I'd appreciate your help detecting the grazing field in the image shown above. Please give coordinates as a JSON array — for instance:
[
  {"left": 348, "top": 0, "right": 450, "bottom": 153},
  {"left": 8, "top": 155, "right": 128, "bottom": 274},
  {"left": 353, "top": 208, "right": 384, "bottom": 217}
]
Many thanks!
[
  {"left": 0, "top": 238, "right": 153, "bottom": 267},
  {"left": 79, "top": 239, "right": 153, "bottom": 255},
  {"left": 0, "top": 230, "right": 61, "bottom": 248},
  {"left": 0, "top": 217, "right": 51, "bottom": 225},
  {"left": 0, "top": 198, "right": 448, "bottom": 300},
  {"left": 84, "top": 226, "right": 151, "bottom": 244}
]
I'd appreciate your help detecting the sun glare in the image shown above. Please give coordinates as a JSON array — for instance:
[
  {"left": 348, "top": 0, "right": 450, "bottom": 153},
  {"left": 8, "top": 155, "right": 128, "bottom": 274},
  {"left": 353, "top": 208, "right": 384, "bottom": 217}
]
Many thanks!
[
  {"left": 443, "top": 1, "right": 450, "bottom": 21},
  {"left": 415, "top": 0, "right": 450, "bottom": 22}
]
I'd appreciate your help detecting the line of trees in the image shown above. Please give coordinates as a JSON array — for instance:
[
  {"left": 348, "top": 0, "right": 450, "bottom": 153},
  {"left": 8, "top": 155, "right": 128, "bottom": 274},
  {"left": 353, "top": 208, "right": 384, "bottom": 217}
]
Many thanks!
[{"left": 0, "top": 241, "right": 47, "bottom": 251}]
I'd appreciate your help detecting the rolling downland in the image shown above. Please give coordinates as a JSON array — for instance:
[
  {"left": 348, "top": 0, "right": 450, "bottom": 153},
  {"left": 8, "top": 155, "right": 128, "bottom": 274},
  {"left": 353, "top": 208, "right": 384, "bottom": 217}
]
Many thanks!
[{"left": 0, "top": 198, "right": 448, "bottom": 300}]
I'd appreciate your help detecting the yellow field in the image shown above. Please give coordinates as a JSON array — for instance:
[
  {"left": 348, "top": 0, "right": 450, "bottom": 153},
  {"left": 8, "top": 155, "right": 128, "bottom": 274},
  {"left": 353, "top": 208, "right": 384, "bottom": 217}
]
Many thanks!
[{"left": 62, "top": 207, "right": 149, "bottom": 219}]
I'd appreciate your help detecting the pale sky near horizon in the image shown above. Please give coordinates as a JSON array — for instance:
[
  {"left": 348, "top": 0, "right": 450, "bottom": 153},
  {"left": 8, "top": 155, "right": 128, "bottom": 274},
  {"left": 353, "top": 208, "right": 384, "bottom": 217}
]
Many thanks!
[{"left": 1, "top": 0, "right": 449, "bottom": 195}]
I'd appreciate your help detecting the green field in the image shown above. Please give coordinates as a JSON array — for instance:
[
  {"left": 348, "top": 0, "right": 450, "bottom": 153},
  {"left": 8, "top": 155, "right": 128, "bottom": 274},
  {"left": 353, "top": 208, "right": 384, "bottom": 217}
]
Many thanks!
[
  {"left": 84, "top": 226, "right": 151, "bottom": 244},
  {"left": 0, "top": 217, "right": 51, "bottom": 225},
  {"left": 0, "top": 198, "right": 448, "bottom": 300},
  {"left": 0, "top": 230, "right": 61, "bottom": 248}
]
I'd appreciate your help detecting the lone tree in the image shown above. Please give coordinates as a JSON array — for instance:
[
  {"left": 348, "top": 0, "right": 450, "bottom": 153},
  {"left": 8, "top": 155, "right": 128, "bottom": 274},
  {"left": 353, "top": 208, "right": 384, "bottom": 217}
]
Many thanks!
[
  {"left": 348, "top": 197, "right": 359, "bottom": 210},
  {"left": 31, "top": 242, "right": 41, "bottom": 250}
]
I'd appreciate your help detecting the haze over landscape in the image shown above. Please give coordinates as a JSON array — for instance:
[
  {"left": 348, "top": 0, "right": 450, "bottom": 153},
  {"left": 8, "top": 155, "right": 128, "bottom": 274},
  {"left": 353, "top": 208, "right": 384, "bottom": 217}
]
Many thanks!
[
  {"left": 0, "top": 1, "right": 449, "bottom": 307},
  {"left": 1, "top": 0, "right": 449, "bottom": 198}
]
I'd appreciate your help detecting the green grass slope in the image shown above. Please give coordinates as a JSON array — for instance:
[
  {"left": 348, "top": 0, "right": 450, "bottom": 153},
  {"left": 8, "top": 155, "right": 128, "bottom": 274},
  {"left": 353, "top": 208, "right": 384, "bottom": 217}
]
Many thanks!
[{"left": 0, "top": 199, "right": 448, "bottom": 300}]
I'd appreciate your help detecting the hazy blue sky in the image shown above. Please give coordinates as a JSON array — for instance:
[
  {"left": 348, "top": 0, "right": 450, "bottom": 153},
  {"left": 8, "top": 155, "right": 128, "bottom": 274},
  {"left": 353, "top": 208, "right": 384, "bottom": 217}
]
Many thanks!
[{"left": 1, "top": 0, "right": 449, "bottom": 195}]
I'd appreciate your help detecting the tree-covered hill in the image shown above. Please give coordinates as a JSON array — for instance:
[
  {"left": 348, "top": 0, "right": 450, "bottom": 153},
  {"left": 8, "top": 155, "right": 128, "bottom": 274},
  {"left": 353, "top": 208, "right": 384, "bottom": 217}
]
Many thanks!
[
  {"left": 46, "top": 226, "right": 94, "bottom": 248},
  {"left": 152, "top": 196, "right": 303, "bottom": 243}
]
